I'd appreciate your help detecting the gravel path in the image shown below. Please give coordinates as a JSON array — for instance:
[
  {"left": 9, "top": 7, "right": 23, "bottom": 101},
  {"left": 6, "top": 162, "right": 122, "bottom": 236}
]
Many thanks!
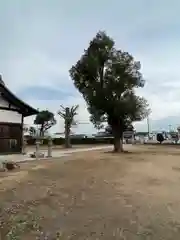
[{"left": 0, "top": 145, "right": 113, "bottom": 163}]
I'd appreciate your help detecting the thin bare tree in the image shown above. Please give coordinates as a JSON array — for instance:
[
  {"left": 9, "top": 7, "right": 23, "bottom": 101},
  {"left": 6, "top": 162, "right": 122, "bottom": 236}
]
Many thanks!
[{"left": 58, "top": 105, "right": 79, "bottom": 148}]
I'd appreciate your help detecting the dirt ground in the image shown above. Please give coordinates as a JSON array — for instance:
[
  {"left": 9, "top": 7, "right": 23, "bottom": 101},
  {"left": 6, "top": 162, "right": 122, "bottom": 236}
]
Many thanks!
[{"left": 1, "top": 145, "right": 180, "bottom": 239}]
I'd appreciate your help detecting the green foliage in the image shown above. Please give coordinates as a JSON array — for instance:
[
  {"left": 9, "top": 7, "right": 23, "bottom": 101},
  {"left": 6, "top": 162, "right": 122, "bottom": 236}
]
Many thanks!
[
  {"left": 29, "top": 126, "right": 36, "bottom": 136},
  {"left": 34, "top": 110, "right": 56, "bottom": 136},
  {"left": 58, "top": 105, "right": 79, "bottom": 148},
  {"left": 70, "top": 31, "right": 149, "bottom": 151},
  {"left": 89, "top": 106, "right": 106, "bottom": 130},
  {"left": 156, "top": 133, "right": 164, "bottom": 144},
  {"left": 27, "top": 137, "right": 113, "bottom": 145}
]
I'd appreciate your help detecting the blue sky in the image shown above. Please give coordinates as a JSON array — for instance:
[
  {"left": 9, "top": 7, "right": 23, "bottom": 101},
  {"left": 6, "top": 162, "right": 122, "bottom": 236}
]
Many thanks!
[{"left": 1, "top": 0, "right": 180, "bottom": 133}]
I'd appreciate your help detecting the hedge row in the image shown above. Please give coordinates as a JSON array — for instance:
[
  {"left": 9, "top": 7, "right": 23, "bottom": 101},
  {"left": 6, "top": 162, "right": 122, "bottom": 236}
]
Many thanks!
[{"left": 26, "top": 137, "right": 114, "bottom": 145}]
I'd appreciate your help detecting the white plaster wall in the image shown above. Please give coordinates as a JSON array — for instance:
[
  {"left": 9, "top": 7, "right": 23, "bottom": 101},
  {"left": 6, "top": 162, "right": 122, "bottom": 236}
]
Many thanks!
[{"left": 0, "top": 109, "right": 22, "bottom": 123}]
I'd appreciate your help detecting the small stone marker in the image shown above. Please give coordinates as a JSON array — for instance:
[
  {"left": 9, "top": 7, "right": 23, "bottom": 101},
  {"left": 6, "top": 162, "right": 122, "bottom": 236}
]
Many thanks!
[{"left": 0, "top": 161, "right": 5, "bottom": 172}]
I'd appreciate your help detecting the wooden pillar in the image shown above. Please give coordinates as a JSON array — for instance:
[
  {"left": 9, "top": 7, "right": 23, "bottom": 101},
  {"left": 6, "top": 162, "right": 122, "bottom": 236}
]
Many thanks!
[
  {"left": 21, "top": 115, "right": 25, "bottom": 154},
  {"left": 65, "top": 107, "right": 71, "bottom": 148}
]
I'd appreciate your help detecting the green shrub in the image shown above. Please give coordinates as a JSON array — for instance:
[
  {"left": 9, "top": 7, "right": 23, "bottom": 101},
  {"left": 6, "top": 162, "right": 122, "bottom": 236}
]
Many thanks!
[
  {"left": 156, "top": 133, "right": 164, "bottom": 144},
  {"left": 26, "top": 137, "right": 113, "bottom": 145}
]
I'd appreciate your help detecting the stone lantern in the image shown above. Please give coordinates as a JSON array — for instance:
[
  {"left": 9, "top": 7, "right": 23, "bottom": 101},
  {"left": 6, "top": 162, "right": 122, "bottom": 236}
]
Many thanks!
[
  {"left": 47, "top": 136, "right": 53, "bottom": 157},
  {"left": 22, "top": 138, "right": 27, "bottom": 155},
  {"left": 35, "top": 138, "right": 41, "bottom": 160}
]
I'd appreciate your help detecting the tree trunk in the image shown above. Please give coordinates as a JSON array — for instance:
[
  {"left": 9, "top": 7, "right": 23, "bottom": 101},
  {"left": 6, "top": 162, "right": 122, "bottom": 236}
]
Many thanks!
[
  {"left": 65, "top": 127, "right": 71, "bottom": 148},
  {"left": 112, "top": 125, "right": 124, "bottom": 152},
  {"left": 65, "top": 108, "right": 72, "bottom": 148},
  {"left": 40, "top": 124, "right": 44, "bottom": 137},
  {"left": 114, "top": 136, "right": 124, "bottom": 152}
]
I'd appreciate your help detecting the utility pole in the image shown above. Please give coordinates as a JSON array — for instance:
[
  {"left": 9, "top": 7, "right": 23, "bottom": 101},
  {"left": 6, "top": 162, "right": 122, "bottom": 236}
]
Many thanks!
[
  {"left": 147, "top": 117, "right": 150, "bottom": 139},
  {"left": 168, "top": 124, "right": 172, "bottom": 133}
]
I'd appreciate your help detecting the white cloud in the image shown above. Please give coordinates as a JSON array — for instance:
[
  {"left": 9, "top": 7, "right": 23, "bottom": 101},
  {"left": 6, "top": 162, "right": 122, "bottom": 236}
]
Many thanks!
[
  {"left": 1, "top": 0, "right": 180, "bottom": 133},
  {"left": 1, "top": 52, "right": 72, "bottom": 92}
]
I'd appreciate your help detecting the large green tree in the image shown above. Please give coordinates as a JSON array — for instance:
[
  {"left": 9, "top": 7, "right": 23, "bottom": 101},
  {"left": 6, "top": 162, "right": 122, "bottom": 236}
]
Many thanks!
[
  {"left": 58, "top": 105, "right": 79, "bottom": 148},
  {"left": 70, "top": 31, "right": 149, "bottom": 152},
  {"left": 34, "top": 110, "right": 56, "bottom": 137}
]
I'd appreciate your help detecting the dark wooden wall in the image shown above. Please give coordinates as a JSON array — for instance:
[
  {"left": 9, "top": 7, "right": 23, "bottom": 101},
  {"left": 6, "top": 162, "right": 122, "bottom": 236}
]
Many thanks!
[{"left": 0, "top": 123, "right": 22, "bottom": 154}]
